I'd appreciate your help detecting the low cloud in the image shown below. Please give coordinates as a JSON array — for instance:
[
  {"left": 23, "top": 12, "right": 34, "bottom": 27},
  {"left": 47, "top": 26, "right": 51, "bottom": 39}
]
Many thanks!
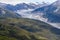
[{"left": 0, "top": 0, "right": 57, "bottom": 5}]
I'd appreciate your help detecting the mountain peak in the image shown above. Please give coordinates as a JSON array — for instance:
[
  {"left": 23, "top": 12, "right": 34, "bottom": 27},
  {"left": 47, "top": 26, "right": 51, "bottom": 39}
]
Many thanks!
[
  {"left": 53, "top": 0, "right": 60, "bottom": 7},
  {"left": 56, "top": 0, "right": 60, "bottom": 6}
]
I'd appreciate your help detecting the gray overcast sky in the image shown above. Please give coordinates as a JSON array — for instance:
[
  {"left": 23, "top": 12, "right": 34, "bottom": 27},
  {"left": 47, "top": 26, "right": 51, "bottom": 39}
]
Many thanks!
[{"left": 0, "top": 0, "right": 57, "bottom": 5}]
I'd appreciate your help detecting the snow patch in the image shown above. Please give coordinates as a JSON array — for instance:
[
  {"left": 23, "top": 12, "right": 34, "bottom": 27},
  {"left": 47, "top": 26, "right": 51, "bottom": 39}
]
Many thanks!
[{"left": 48, "top": 23, "right": 60, "bottom": 29}]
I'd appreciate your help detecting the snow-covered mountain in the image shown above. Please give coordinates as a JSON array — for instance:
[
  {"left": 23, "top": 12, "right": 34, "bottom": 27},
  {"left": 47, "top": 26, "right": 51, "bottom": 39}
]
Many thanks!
[
  {"left": 32, "top": 0, "right": 60, "bottom": 23},
  {"left": 29, "top": 0, "right": 60, "bottom": 28},
  {"left": 0, "top": 2, "right": 48, "bottom": 11},
  {"left": 15, "top": 0, "right": 60, "bottom": 29}
]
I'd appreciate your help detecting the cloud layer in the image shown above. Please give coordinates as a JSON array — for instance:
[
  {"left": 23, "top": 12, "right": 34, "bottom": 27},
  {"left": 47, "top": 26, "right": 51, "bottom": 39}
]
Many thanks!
[{"left": 0, "top": 0, "right": 57, "bottom": 5}]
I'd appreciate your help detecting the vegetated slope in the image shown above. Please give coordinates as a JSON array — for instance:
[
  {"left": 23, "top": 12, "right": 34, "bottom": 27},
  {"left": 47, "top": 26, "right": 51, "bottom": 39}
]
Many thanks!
[{"left": 0, "top": 18, "right": 60, "bottom": 40}]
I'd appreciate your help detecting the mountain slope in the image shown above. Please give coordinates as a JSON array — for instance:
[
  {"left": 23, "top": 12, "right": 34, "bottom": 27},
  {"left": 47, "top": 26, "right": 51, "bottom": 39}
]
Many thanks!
[
  {"left": 32, "top": 0, "right": 60, "bottom": 23},
  {"left": 0, "top": 18, "right": 60, "bottom": 40},
  {"left": 0, "top": 8, "right": 21, "bottom": 18}
]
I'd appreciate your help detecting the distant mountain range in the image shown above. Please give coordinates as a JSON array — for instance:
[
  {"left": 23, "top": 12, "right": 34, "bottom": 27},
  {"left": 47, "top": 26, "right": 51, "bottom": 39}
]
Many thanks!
[{"left": 0, "top": 2, "right": 48, "bottom": 11}]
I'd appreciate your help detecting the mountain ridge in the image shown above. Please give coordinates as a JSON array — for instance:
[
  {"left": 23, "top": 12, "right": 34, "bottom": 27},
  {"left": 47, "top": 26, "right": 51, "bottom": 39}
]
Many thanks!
[
  {"left": 32, "top": 0, "right": 60, "bottom": 23},
  {"left": 0, "top": 7, "right": 21, "bottom": 18}
]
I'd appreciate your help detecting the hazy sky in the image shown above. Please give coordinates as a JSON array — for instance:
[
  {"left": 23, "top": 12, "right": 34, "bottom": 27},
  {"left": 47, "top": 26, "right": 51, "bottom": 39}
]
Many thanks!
[{"left": 0, "top": 0, "right": 57, "bottom": 5}]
